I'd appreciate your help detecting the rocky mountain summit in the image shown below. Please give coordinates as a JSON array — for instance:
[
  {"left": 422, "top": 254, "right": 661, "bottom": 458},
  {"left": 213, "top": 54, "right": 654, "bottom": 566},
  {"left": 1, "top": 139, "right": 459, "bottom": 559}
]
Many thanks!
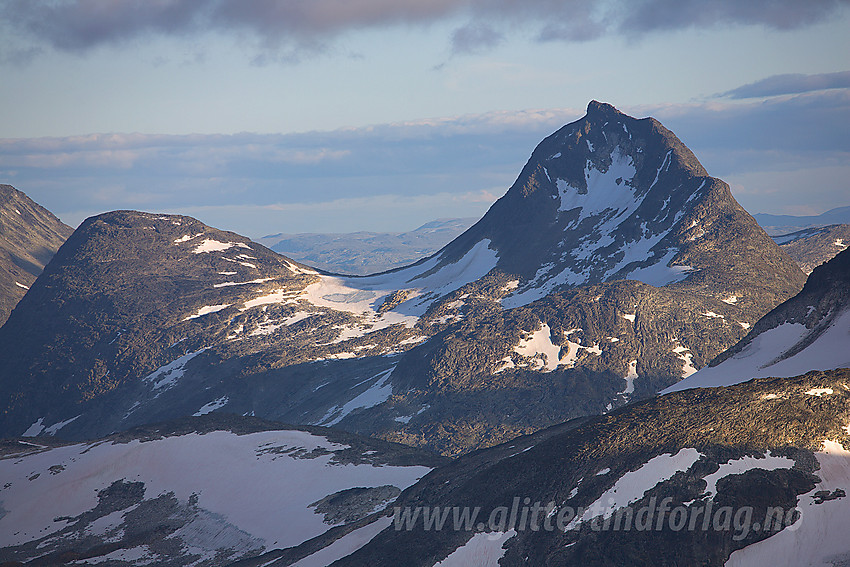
[
  {"left": 0, "top": 184, "right": 72, "bottom": 325},
  {"left": 0, "top": 103, "right": 806, "bottom": 455}
]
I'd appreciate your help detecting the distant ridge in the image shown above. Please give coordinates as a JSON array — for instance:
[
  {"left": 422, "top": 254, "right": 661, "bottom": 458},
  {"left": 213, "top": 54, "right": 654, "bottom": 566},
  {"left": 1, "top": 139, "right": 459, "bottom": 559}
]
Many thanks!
[{"left": 755, "top": 205, "right": 850, "bottom": 235}]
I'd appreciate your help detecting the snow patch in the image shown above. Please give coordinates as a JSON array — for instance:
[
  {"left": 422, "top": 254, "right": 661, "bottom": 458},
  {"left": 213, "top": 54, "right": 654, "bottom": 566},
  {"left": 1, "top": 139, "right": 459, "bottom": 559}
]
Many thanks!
[
  {"left": 805, "top": 388, "right": 834, "bottom": 397},
  {"left": 394, "top": 405, "right": 430, "bottom": 424},
  {"left": 567, "top": 448, "right": 702, "bottom": 530},
  {"left": 0, "top": 429, "right": 431, "bottom": 551},
  {"left": 183, "top": 304, "right": 231, "bottom": 320},
  {"left": 213, "top": 277, "right": 273, "bottom": 288},
  {"left": 432, "top": 530, "right": 516, "bottom": 567},
  {"left": 619, "top": 360, "right": 638, "bottom": 394},
  {"left": 701, "top": 452, "right": 795, "bottom": 497},
  {"left": 192, "top": 239, "right": 251, "bottom": 254},
  {"left": 665, "top": 309, "right": 850, "bottom": 393},
  {"left": 241, "top": 289, "right": 301, "bottom": 311},
  {"left": 514, "top": 323, "right": 562, "bottom": 372},
  {"left": 556, "top": 148, "right": 637, "bottom": 217},
  {"left": 672, "top": 340, "right": 698, "bottom": 378},
  {"left": 724, "top": 445, "right": 850, "bottom": 567},
  {"left": 143, "top": 349, "right": 207, "bottom": 392},
  {"left": 174, "top": 233, "right": 203, "bottom": 243},
  {"left": 22, "top": 417, "right": 45, "bottom": 437},
  {"left": 493, "top": 356, "right": 516, "bottom": 374},
  {"left": 318, "top": 368, "right": 395, "bottom": 427},
  {"left": 291, "top": 517, "right": 392, "bottom": 567},
  {"left": 44, "top": 415, "right": 81, "bottom": 435},
  {"left": 625, "top": 249, "right": 693, "bottom": 287},
  {"left": 193, "top": 396, "right": 229, "bottom": 416}
]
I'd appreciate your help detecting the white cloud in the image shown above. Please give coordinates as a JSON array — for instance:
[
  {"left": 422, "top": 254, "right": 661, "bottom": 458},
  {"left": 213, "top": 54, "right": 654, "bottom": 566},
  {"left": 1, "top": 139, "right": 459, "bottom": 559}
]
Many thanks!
[{"left": 2, "top": 94, "right": 847, "bottom": 235}]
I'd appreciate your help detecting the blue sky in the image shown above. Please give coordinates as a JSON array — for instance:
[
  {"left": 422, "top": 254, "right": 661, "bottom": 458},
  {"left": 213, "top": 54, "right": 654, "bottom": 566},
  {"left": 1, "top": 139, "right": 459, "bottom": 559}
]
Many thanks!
[{"left": 0, "top": 0, "right": 848, "bottom": 237}]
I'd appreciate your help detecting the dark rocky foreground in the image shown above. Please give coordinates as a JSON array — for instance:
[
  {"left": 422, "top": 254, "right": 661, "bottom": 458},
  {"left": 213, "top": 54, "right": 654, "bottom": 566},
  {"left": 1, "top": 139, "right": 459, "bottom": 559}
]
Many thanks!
[{"left": 330, "top": 369, "right": 850, "bottom": 567}]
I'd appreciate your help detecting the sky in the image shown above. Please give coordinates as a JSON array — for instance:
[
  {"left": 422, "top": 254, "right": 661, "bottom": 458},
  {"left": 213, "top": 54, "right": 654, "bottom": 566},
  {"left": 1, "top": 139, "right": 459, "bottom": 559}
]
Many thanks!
[{"left": 0, "top": 0, "right": 848, "bottom": 237}]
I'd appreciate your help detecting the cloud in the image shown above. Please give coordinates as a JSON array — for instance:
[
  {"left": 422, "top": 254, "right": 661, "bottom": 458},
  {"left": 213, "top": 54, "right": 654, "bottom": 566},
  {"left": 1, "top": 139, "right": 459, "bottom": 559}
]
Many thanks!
[
  {"left": 0, "top": 106, "right": 576, "bottom": 233},
  {"left": 617, "top": 0, "right": 850, "bottom": 33},
  {"left": 2, "top": 94, "right": 848, "bottom": 235},
  {"left": 636, "top": 90, "right": 850, "bottom": 155},
  {"left": 2, "top": 0, "right": 848, "bottom": 61},
  {"left": 450, "top": 22, "right": 503, "bottom": 55},
  {"left": 720, "top": 71, "right": 850, "bottom": 99}
]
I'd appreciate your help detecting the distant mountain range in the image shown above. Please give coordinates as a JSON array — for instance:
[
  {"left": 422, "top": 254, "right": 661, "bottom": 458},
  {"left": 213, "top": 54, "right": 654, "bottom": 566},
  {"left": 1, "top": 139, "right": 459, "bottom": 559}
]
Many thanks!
[
  {"left": 770, "top": 224, "right": 850, "bottom": 275},
  {"left": 250, "top": 213, "right": 850, "bottom": 279},
  {"left": 755, "top": 206, "right": 850, "bottom": 235}
]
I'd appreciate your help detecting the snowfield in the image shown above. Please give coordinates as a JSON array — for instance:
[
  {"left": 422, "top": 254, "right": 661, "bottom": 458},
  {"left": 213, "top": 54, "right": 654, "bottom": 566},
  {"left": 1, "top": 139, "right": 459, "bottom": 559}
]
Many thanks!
[
  {"left": 725, "top": 440, "right": 850, "bottom": 567},
  {"left": 0, "top": 428, "right": 432, "bottom": 562},
  {"left": 664, "top": 308, "right": 850, "bottom": 392}
]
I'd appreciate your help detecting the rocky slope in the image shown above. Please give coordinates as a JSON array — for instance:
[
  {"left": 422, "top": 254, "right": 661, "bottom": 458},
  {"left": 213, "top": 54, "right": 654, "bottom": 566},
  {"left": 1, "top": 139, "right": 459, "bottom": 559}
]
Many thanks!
[
  {"left": 0, "top": 103, "right": 806, "bottom": 454},
  {"left": 331, "top": 368, "right": 850, "bottom": 567},
  {"left": 665, "top": 246, "right": 850, "bottom": 393},
  {"left": 772, "top": 224, "right": 850, "bottom": 274},
  {"left": 0, "top": 184, "right": 72, "bottom": 325},
  {"left": 0, "top": 414, "right": 445, "bottom": 566},
  {"left": 256, "top": 218, "right": 476, "bottom": 275}
]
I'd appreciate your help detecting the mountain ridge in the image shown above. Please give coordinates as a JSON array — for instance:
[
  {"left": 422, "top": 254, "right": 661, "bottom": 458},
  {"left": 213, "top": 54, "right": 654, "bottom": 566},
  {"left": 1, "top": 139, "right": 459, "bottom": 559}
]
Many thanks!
[
  {"left": 0, "top": 184, "right": 73, "bottom": 325},
  {"left": 664, "top": 246, "right": 850, "bottom": 393}
]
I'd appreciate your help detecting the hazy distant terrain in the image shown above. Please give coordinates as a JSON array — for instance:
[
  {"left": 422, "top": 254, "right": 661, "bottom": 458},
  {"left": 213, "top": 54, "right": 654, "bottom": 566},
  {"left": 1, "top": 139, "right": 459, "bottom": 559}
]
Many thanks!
[
  {"left": 255, "top": 218, "right": 477, "bottom": 275},
  {"left": 254, "top": 209, "right": 850, "bottom": 276},
  {"left": 755, "top": 206, "right": 850, "bottom": 235}
]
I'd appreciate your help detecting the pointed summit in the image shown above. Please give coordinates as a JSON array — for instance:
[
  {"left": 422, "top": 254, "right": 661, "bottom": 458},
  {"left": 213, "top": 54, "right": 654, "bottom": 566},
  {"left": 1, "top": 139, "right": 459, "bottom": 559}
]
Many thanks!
[
  {"left": 433, "top": 102, "right": 799, "bottom": 309},
  {"left": 585, "top": 99, "right": 620, "bottom": 117}
]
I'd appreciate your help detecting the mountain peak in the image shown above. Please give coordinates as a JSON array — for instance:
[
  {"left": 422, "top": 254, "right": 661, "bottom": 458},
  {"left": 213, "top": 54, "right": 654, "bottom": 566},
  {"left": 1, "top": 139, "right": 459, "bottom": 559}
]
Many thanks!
[
  {"left": 585, "top": 99, "right": 621, "bottom": 118},
  {"left": 428, "top": 104, "right": 802, "bottom": 309}
]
